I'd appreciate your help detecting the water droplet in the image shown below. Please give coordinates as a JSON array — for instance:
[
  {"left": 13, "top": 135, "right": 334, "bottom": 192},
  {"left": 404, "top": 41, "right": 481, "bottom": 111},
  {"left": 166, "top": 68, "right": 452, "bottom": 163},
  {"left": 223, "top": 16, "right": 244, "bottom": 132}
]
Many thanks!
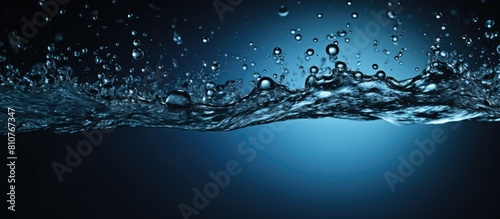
[
  {"left": 334, "top": 62, "right": 346, "bottom": 72},
  {"left": 47, "top": 44, "right": 55, "bottom": 52},
  {"left": 257, "top": 77, "right": 276, "bottom": 90},
  {"left": 132, "top": 48, "right": 144, "bottom": 60},
  {"left": 415, "top": 67, "right": 420, "bottom": 72},
  {"left": 435, "top": 35, "right": 442, "bottom": 43},
  {"left": 242, "top": 64, "right": 248, "bottom": 70},
  {"left": 351, "top": 13, "right": 358, "bottom": 19},
  {"left": 173, "top": 32, "right": 182, "bottom": 45},
  {"left": 202, "top": 37, "right": 209, "bottom": 43},
  {"left": 337, "top": 30, "right": 347, "bottom": 37},
  {"left": 376, "top": 70, "right": 386, "bottom": 80},
  {"left": 353, "top": 71, "right": 363, "bottom": 81},
  {"left": 305, "top": 75, "right": 316, "bottom": 89},
  {"left": 165, "top": 90, "right": 192, "bottom": 109},
  {"left": 473, "top": 17, "right": 479, "bottom": 23},
  {"left": 273, "top": 47, "right": 282, "bottom": 55},
  {"left": 313, "top": 38, "right": 318, "bottom": 43},
  {"left": 278, "top": 5, "right": 289, "bottom": 17},
  {"left": 347, "top": 0, "right": 352, "bottom": 6},
  {"left": 440, "top": 23, "right": 447, "bottom": 30},
  {"left": 435, "top": 12, "right": 442, "bottom": 19},
  {"left": 295, "top": 34, "right": 302, "bottom": 41},
  {"left": 391, "top": 35, "right": 398, "bottom": 42},
  {"left": 387, "top": 10, "right": 396, "bottom": 20},
  {"left": 326, "top": 44, "right": 339, "bottom": 56},
  {"left": 306, "top": 48, "right": 315, "bottom": 56},
  {"left": 372, "top": 64, "right": 379, "bottom": 70},
  {"left": 345, "top": 38, "right": 351, "bottom": 43},
  {"left": 485, "top": 19, "right": 495, "bottom": 29},
  {"left": 310, "top": 66, "right": 319, "bottom": 74},
  {"left": 204, "top": 89, "right": 216, "bottom": 99},
  {"left": 133, "top": 39, "right": 141, "bottom": 47},
  {"left": 465, "top": 37, "right": 473, "bottom": 46},
  {"left": 290, "top": 29, "right": 296, "bottom": 35},
  {"left": 211, "top": 61, "right": 220, "bottom": 72}
]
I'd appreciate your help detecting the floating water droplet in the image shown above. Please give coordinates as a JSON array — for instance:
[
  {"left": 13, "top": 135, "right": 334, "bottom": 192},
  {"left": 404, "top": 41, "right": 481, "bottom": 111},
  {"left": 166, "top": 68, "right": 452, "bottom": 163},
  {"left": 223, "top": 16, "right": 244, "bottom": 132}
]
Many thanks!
[
  {"left": 173, "top": 32, "right": 182, "bottom": 45},
  {"left": 202, "top": 37, "right": 209, "bottom": 43},
  {"left": 47, "top": 44, "right": 55, "bottom": 52},
  {"left": 335, "top": 61, "right": 347, "bottom": 72},
  {"left": 290, "top": 29, "right": 296, "bottom": 35},
  {"left": 391, "top": 35, "right": 398, "bottom": 42},
  {"left": 376, "top": 70, "right": 386, "bottom": 80},
  {"left": 435, "top": 35, "right": 442, "bottom": 43},
  {"left": 465, "top": 37, "right": 473, "bottom": 46},
  {"left": 345, "top": 38, "right": 350, "bottom": 43},
  {"left": 317, "top": 13, "right": 323, "bottom": 18},
  {"left": 351, "top": 12, "right": 358, "bottom": 19},
  {"left": 353, "top": 71, "right": 363, "bottom": 81},
  {"left": 435, "top": 12, "right": 442, "bottom": 19},
  {"left": 165, "top": 90, "right": 192, "bottom": 109},
  {"left": 310, "top": 66, "right": 319, "bottom": 74},
  {"left": 326, "top": 44, "right": 339, "bottom": 56},
  {"left": 485, "top": 20, "right": 495, "bottom": 29},
  {"left": 133, "top": 39, "right": 141, "bottom": 47},
  {"left": 295, "top": 34, "right": 302, "bottom": 41},
  {"left": 313, "top": 38, "right": 318, "bottom": 43},
  {"left": 206, "top": 89, "right": 216, "bottom": 98},
  {"left": 346, "top": 0, "right": 352, "bottom": 6},
  {"left": 440, "top": 23, "right": 447, "bottom": 30},
  {"left": 372, "top": 64, "right": 379, "bottom": 70},
  {"left": 242, "top": 64, "right": 248, "bottom": 70},
  {"left": 337, "top": 30, "right": 347, "bottom": 37},
  {"left": 387, "top": 10, "right": 396, "bottom": 20},
  {"left": 132, "top": 48, "right": 144, "bottom": 60},
  {"left": 257, "top": 77, "right": 276, "bottom": 90},
  {"left": 211, "top": 61, "right": 220, "bottom": 72},
  {"left": 306, "top": 48, "right": 315, "bottom": 56},
  {"left": 415, "top": 67, "right": 420, "bottom": 72},
  {"left": 273, "top": 47, "right": 282, "bottom": 55},
  {"left": 305, "top": 75, "right": 316, "bottom": 89},
  {"left": 278, "top": 5, "right": 289, "bottom": 17}
]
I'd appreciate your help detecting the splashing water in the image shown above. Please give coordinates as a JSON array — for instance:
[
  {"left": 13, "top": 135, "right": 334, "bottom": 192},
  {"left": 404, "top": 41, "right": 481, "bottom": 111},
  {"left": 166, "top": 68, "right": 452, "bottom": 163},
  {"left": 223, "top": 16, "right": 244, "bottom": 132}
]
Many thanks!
[{"left": 1, "top": 1, "right": 499, "bottom": 134}]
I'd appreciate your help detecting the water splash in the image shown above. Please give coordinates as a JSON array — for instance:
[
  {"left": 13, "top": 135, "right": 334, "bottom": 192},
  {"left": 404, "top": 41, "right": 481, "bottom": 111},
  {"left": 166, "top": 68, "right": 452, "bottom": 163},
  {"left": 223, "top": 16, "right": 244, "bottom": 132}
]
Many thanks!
[
  {"left": 1, "top": 49, "right": 499, "bottom": 134},
  {"left": 1, "top": 1, "right": 499, "bottom": 134}
]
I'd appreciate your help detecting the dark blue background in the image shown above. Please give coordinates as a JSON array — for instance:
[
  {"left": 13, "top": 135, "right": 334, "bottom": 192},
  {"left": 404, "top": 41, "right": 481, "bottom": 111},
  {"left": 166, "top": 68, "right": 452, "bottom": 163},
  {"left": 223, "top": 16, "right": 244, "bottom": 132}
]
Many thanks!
[{"left": 2, "top": 0, "right": 500, "bottom": 218}]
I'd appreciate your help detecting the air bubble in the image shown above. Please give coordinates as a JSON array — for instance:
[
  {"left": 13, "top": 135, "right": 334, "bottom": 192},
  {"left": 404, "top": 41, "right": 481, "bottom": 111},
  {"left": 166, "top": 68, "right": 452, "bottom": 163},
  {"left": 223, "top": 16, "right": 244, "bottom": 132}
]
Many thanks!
[
  {"left": 202, "top": 37, "right": 209, "bottom": 43},
  {"left": 337, "top": 30, "right": 347, "bottom": 37},
  {"left": 347, "top": 0, "right": 352, "bottom": 6},
  {"left": 497, "top": 44, "right": 500, "bottom": 54},
  {"left": 351, "top": 13, "right": 358, "bottom": 19},
  {"left": 372, "top": 64, "right": 379, "bottom": 70},
  {"left": 317, "top": 13, "right": 323, "bottom": 18},
  {"left": 242, "top": 64, "right": 248, "bottom": 70}
]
